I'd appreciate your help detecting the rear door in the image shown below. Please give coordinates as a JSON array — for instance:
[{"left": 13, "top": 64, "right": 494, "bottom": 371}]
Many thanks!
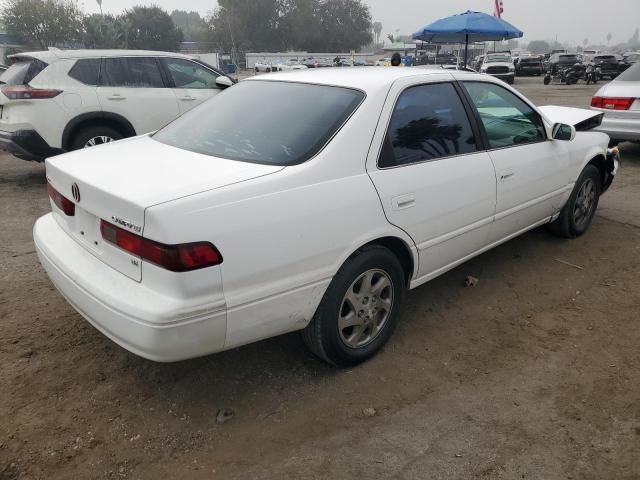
[
  {"left": 367, "top": 76, "right": 497, "bottom": 281},
  {"left": 96, "top": 57, "right": 179, "bottom": 134},
  {"left": 160, "top": 57, "right": 223, "bottom": 114}
]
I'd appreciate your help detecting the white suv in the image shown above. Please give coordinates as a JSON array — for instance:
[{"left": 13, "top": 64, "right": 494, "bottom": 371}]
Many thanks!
[{"left": 0, "top": 49, "right": 234, "bottom": 161}]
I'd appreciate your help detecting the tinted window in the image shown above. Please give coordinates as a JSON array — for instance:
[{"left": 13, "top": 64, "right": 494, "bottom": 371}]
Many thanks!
[
  {"left": 163, "top": 58, "right": 218, "bottom": 89},
  {"left": 463, "top": 82, "right": 546, "bottom": 149},
  {"left": 379, "top": 83, "right": 477, "bottom": 168},
  {"left": 558, "top": 55, "right": 578, "bottom": 63},
  {"left": 0, "top": 58, "right": 48, "bottom": 85},
  {"left": 101, "top": 57, "right": 164, "bottom": 88},
  {"left": 153, "top": 81, "right": 364, "bottom": 165},
  {"left": 68, "top": 58, "right": 100, "bottom": 85},
  {"left": 617, "top": 62, "right": 640, "bottom": 81}
]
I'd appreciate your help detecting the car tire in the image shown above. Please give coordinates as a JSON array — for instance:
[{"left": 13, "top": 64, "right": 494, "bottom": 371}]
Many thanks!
[
  {"left": 301, "top": 245, "right": 406, "bottom": 367},
  {"left": 548, "top": 164, "right": 601, "bottom": 238},
  {"left": 71, "top": 125, "right": 123, "bottom": 151},
  {"left": 507, "top": 77, "right": 515, "bottom": 85},
  {"left": 544, "top": 75, "right": 551, "bottom": 85}
]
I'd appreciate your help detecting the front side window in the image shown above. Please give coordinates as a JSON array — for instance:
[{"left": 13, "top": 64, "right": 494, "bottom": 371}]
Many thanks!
[
  {"left": 101, "top": 57, "right": 164, "bottom": 88},
  {"left": 163, "top": 58, "right": 219, "bottom": 89},
  {"left": 153, "top": 80, "right": 364, "bottom": 165},
  {"left": 379, "top": 83, "right": 477, "bottom": 168},
  {"left": 462, "top": 82, "right": 546, "bottom": 149}
]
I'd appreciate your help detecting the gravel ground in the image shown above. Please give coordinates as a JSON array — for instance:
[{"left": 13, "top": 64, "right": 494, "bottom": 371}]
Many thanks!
[{"left": 1, "top": 76, "right": 639, "bottom": 480}]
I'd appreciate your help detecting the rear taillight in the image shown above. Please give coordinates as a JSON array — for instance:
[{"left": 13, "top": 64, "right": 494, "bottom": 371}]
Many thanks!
[
  {"left": 47, "top": 182, "right": 75, "bottom": 216},
  {"left": 1, "top": 85, "right": 62, "bottom": 100},
  {"left": 591, "top": 96, "right": 635, "bottom": 110},
  {"left": 100, "top": 220, "right": 223, "bottom": 272}
]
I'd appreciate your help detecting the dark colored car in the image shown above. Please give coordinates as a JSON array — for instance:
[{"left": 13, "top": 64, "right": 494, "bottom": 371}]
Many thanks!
[
  {"left": 592, "top": 55, "right": 620, "bottom": 79},
  {"left": 516, "top": 55, "right": 544, "bottom": 76}
]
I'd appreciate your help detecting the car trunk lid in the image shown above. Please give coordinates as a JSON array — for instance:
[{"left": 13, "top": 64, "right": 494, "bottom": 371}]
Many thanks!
[{"left": 46, "top": 135, "right": 284, "bottom": 281}]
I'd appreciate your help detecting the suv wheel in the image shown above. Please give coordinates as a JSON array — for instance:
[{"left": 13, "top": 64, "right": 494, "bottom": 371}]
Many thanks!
[
  {"left": 71, "top": 126, "right": 123, "bottom": 151},
  {"left": 302, "top": 245, "right": 405, "bottom": 366}
]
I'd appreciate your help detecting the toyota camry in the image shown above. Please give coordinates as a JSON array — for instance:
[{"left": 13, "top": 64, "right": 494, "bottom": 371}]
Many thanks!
[{"left": 34, "top": 68, "right": 619, "bottom": 366}]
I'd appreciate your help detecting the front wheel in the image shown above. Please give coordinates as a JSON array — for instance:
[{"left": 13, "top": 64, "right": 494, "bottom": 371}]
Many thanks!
[
  {"left": 548, "top": 165, "right": 601, "bottom": 238},
  {"left": 302, "top": 245, "right": 406, "bottom": 366},
  {"left": 543, "top": 75, "right": 551, "bottom": 85}
]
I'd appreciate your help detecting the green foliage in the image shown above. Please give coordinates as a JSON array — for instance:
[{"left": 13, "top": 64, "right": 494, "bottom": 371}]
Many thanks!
[
  {"left": 209, "top": 0, "right": 373, "bottom": 52},
  {"left": 2, "top": 0, "right": 84, "bottom": 49},
  {"left": 121, "top": 6, "right": 183, "bottom": 51},
  {"left": 527, "top": 40, "right": 551, "bottom": 54},
  {"left": 83, "top": 13, "right": 126, "bottom": 48},
  {"left": 170, "top": 10, "right": 209, "bottom": 43}
]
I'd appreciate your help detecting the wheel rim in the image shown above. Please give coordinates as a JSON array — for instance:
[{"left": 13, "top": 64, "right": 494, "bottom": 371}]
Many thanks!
[
  {"left": 338, "top": 269, "right": 394, "bottom": 348},
  {"left": 84, "top": 136, "right": 114, "bottom": 148},
  {"left": 573, "top": 178, "right": 596, "bottom": 228}
]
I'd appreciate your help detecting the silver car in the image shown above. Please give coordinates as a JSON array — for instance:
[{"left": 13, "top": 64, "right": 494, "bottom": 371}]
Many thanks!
[{"left": 591, "top": 63, "right": 640, "bottom": 144}]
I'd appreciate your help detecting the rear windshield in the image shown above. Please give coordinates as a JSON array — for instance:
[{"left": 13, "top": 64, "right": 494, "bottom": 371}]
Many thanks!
[
  {"left": 616, "top": 62, "right": 640, "bottom": 81},
  {"left": 558, "top": 55, "right": 578, "bottom": 63},
  {"left": 153, "top": 81, "right": 365, "bottom": 165},
  {"left": 520, "top": 58, "right": 541, "bottom": 64},
  {"left": 0, "top": 58, "right": 48, "bottom": 85}
]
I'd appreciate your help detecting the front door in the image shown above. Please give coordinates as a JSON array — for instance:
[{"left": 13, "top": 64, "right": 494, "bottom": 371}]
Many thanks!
[
  {"left": 97, "top": 56, "right": 180, "bottom": 135},
  {"left": 367, "top": 78, "right": 497, "bottom": 282},
  {"left": 460, "top": 81, "right": 571, "bottom": 242},
  {"left": 161, "top": 58, "right": 223, "bottom": 115}
]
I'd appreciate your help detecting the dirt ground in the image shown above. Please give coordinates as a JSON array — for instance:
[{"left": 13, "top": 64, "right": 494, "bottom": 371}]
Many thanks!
[{"left": 1, "top": 77, "right": 639, "bottom": 480}]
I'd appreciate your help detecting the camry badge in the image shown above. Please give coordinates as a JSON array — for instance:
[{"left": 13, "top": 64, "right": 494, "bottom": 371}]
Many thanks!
[{"left": 71, "top": 183, "right": 81, "bottom": 203}]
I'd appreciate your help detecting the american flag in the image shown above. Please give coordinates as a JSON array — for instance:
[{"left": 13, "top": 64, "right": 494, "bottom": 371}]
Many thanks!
[{"left": 494, "top": 0, "right": 504, "bottom": 18}]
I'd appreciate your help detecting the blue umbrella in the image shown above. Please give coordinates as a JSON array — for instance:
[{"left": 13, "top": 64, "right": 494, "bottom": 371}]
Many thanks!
[{"left": 412, "top": 10, "right": 523, "bottom": 67}]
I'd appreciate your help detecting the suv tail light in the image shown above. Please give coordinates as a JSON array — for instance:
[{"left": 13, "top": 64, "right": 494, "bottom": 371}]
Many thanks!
[
  {"left": 1, "top": 85, "right": 62, "bottom": 100},
  {"left": 591, "top": 96, "right": 635, "bottom": 110},
  {"left": 47, "top": 182, "right": 75, "bottom": 216},
  {"left": 100, "top": 220, "right": 223, "bottom": 272}
]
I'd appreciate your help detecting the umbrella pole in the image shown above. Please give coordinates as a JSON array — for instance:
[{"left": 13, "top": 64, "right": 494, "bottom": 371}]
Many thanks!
[{"left": 464, "top": 33, "right": 469, "bottom": 68}]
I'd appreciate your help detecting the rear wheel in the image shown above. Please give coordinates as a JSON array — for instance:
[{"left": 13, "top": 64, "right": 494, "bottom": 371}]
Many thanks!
[
  {"left": 548, "top": 164, "right": 601, "bottom": 238},
  {"left": 302, "top": 245, "right": 405, "bottom": 366},
  {"left": 71, "top": 125, "right": 123, "bottom": 151}
]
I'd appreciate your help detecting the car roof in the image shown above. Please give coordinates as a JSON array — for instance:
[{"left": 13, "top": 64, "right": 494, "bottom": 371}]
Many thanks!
[
  {"left": 244, "top": 67, "right": 491, "bottom": 94},
  {"left": 10, "top": 48, "right": 197, "bottom": 62}
]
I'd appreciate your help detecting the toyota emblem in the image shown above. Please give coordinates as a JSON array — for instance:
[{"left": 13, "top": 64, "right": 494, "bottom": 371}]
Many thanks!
[{"left": 71, "top": 183, "right": 81, "bottom": 203}]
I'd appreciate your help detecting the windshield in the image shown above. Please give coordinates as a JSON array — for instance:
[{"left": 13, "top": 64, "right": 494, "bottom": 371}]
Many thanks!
[
  {"left": 153, "top": 81, "right": 365, "bottom": 165},
  {"left": 616, "top": 62, "right": 640, "bottom": 81},
  {"left": 0, "top": 58, "right": 48, "bottom": 85},
  {"left": 486, "top": 55, "right": 512, "bottom": 63}
]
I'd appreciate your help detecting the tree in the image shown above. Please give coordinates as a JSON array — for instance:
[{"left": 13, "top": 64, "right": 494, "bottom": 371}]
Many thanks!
[
  {"left": 209, "top": 0, "right": 372, "bottom": 53},
  {"left": 387, "top": 33, "right": 394, "bottom": 44},
  {"left": 373, "top": 21, "right": 382, "bottom": 45},
  {"left": 83, "top": 13, "right": 126, "bottom": 48},
  {"left": 606, "top": 33, "right": 612, "bottom": 45},
  {"left": 121, "top": 6, "right": 183, "bottom": 51},
  {"left": 2, "top": 0, "right": 84, "bottom": 49},
  {"left": 527, "top": 40, "right": 551, "bottom": 54},
  {"left": 171, "top": 10, "right": 209, "bottom": 43}
]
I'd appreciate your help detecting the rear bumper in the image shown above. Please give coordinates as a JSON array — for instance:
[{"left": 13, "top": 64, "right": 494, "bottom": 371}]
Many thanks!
[
  {"left": 0, "top": 129, "right": 62, "bottom": 161},
  {"left": 34, "top": 213, "right": 227, "bottom": 362},
  {"left": 592, "top": 113, "right": 640, "bottom": 142}
]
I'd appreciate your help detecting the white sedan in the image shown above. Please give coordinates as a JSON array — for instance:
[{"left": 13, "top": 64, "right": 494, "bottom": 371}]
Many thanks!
[{"left": 35, "top": 68, "right": 619, "bottom": 366}]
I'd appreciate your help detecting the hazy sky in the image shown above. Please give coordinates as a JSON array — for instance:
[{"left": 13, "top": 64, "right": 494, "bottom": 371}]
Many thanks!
[{"left": 82, "top": 0, "right": 640, "bottom": 46}]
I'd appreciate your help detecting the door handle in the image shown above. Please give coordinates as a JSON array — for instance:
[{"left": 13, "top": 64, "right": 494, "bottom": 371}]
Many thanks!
[
  {"left": 180, "top": 96, "right": 197, "bottom": 101},
  {"left": 500, "top": 172, "right": 515, "bottom": 182},
  {"left": 107, "top": 94, "right": 126, "bottom": 101},
  {"left": 391, "top": 194, "right": 416, "bottom": 210}
]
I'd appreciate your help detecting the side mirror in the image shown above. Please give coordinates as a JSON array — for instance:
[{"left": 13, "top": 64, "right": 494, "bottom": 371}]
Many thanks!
[
  {"left": 215, "top": 76, "right": 233, "bottom": 89},
  {"left": 552, "top": 123, "right": 576, "bottom": 141}
]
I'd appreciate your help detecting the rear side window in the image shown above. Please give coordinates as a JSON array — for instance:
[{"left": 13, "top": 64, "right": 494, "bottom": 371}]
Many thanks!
[
  {"left": 101, "top": 57, "right": 164, "bottom": 88},
  {"left": 68, "top": 59, "right": 100, "bottom": 85},
  {"left": 0, "top": 58, "right": 48, "bottom": 85},
  {"left": 617, "top": 62, "right": 640, "bottom": 81},
  {"left": 379, "top": 83, "right": 477, "bottom": 168}
]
